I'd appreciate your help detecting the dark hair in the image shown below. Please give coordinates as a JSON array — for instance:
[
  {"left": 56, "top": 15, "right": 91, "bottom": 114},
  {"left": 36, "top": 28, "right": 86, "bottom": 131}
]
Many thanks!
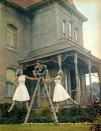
[{"left": 36, "top": 60, "right": 43, "bottom": 64}]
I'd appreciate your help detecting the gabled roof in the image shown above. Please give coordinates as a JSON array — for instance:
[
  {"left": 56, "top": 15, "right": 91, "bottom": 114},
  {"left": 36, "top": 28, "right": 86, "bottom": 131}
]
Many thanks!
[
  {"left": 11, "top": 0, "right": 43, "bottom": 9},
  {"left": 10, "top": 0, "right": 87, "bottom": 22}
]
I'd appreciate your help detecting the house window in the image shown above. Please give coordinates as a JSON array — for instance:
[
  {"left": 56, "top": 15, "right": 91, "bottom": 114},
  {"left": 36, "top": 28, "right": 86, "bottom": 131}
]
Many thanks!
[
  {"left": 68, "top": 21, "right": 72, "bottom": 37},
  {"left": 7, "top": 24, "right": 17, "bottom": 50},
  {"left": 75, "top": 28, "right": 78, "bottom": 41},
  {"left": 5, "top": 68, "right": 16, "bottom": 98},
  {"left": 62, "top": 20, "right": 66, "bottom": 34}
]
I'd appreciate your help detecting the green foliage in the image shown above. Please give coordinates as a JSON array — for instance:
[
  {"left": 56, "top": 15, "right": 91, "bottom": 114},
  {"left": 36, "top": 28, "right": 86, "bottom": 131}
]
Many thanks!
[
  {"left": 58, "top": 106, "right": 96, "bottom": 123},
  {"left": 90, "top": 113, "right": 101, "bottom": 131},
  {"left": 29, "top": 102, "right": 53, "bottom": 123},
  {"left": 0, "top": 103, "right": 26, "bottom": 124},
  {"left": 0, "top": 103, "right": 99, "bottom": 124}
]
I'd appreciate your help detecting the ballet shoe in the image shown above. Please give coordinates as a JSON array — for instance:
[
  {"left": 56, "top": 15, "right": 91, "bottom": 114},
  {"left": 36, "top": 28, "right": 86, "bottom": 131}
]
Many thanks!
[
  {"left": 73, "top": 100, "right": 79, "bottom": 105},
  {"left": 70, "top": 98, "right": 80, "bottom": 105},
  {"left": 8, "top": 109, "right": 12, "bottom": 113}
]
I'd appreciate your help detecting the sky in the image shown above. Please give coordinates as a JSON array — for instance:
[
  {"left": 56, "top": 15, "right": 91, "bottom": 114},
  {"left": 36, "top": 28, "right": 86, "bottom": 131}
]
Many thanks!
[
  {"left": 74, "top": 0, "right": 101, "bottom": 85},
  {"left": 74, "top": 0, "right": 101, "bottom": 59}
]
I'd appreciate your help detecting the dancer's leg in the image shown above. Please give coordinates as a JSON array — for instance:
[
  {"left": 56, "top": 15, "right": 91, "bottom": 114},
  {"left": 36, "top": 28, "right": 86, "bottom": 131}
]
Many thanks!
[
  {"left": 8, "top": 101, "right": 16, "bottom": 112},
  {"left": 55, "top": 102, "right": 60, "bottom": 112},
  {"left": 25, "top": 101, "right": 29, "bottom": 111},
  {"left": 69, "top": 98, "right": 79, "bottom": 105}
]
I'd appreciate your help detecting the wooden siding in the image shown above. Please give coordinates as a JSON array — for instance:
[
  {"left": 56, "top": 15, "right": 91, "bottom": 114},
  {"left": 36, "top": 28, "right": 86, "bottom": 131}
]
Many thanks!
[
  {"left": 0, "top": 2, "right": 30, "bottom": 101},
  {"left": 31, "top": 3, "right": 57, "bottom": 51}
]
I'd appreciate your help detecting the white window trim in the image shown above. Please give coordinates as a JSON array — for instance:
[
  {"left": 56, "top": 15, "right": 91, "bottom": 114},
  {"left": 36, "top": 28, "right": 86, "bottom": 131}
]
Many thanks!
[
  {"left": 6, "top": 24, "right": 17, "bottom": 51},
  {"left": 68, "top": 21, "right": 72, "bottom": 38}
]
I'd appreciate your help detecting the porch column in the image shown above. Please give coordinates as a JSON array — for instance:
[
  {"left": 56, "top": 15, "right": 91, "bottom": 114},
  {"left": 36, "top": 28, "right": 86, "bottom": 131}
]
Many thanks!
[
  {"left": 57, "top": 55, "right": 62, "bottom": 68},
  {"left": 98, "top": 64, "right": 101, "bottom": 101},
  {"left": 67, "top": 69, "right": 71, "bottom": 96},
  {"left": 88, "top": 59, "right": 92, "bottom": 93},
  {"left": 88, "top": 59, "right": 92, "bottom": 103},
  {"left": 80, "top": 72, "right": 86, "bottom": 104},
  {"left": 74, "top": 52, "right": 80, "bottom": 103},
  {"left": 57, "top": 54, "right": 64, "bottom": 86},
  {"left": 64, "top": 74, "right": 68, "bottom": 91}
]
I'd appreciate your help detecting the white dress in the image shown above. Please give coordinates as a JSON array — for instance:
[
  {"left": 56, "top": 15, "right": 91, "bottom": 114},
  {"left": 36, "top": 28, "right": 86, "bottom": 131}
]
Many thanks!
[
  {"left": 53, "top": 79, "right": 70, "bottom": 102},
  {"left": 13, "top": 75, "right": 30, "bottom": 101}
]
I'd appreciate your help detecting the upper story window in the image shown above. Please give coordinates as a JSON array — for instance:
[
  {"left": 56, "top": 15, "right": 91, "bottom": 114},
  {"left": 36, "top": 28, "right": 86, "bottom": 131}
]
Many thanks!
[
  {"left": 68, "top": 21, "right": 72, "bottom": 38},
  {"left": 7, "top": 24, "right": 17, "bottom": 50},
  {"left": 62, "top": 20, "right": 66, "bottom": 34},
  {"left": 75, "top": 28, "right": 78, "bottom": 41}
]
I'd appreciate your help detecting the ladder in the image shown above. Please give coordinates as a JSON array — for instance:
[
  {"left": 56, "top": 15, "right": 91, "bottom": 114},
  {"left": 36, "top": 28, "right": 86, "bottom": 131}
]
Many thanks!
[{"left": 24, "top": 78, "right": 58, "bottom": 124}]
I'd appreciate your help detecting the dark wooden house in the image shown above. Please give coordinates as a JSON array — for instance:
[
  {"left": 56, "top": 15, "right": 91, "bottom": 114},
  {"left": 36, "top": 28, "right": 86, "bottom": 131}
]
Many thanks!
[{"left": 0, "top": 0, "right": 101, "bottom": 111}]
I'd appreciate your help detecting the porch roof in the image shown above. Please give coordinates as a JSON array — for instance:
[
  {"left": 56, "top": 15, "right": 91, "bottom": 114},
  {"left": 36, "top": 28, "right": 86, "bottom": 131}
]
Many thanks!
[{"left": 18, "top": 44, "right": 101, "bottom": 65}]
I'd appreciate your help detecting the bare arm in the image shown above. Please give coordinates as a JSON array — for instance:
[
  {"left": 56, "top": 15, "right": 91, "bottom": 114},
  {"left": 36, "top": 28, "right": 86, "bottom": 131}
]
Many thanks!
[
  {"left": 11, "top": 77, "right": 18, "bottom": 83},
  {"left": 50, "top": 76, "right": 61, "bottom": 81},
  {"left": 25, "top": 76, "right": 38, "bottom": 80},
  {"left": 11, "top": 77, "right": 18, "bottom": 87},
  {"left": 44, "top": 76, "right": 61, "bottom": 83}
]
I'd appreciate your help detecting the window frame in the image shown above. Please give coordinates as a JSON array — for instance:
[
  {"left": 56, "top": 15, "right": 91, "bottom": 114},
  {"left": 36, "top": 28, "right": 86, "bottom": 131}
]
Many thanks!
[
  {"left": 68, "top": 21, "right": 72, "bottom": 38},
  {"left": 62, "top": 20, "right": 66, "bottom": 34},
  {"left": 75, "top": 27, "right": 78, "bottom": 41},
  {"left": 6, "top": 24, "right": 17, "bottom": 51}
]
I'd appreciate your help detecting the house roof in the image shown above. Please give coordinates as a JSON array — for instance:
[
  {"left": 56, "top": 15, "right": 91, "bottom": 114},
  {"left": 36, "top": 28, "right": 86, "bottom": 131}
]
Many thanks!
[
  {"left": 10, "top": 0, "right": 87, "bottom": 21},
  {"left": 11, "top": 0, "right": 43, "bottom": 9}
]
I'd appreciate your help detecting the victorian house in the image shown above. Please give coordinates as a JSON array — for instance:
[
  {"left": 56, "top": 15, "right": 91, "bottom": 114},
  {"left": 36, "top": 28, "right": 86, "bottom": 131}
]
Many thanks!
[{"left": 0, "top": 0, "right": 101, "bottom": 110}]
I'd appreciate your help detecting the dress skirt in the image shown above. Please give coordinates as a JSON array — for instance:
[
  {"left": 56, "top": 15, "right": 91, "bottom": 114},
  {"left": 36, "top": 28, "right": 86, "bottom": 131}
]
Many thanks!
[
  {"left": 53, "top": 83, "right": 70, "bottom": 102},
  {"left": 13, "top": 84, "right": 30, "bottom": 101}
]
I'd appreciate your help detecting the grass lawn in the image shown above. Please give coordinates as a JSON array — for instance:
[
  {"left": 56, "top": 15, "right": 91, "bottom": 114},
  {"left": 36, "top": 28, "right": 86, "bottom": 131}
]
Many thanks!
[{"left": 0, "top": 124, "right": 91, "bottom": 131}]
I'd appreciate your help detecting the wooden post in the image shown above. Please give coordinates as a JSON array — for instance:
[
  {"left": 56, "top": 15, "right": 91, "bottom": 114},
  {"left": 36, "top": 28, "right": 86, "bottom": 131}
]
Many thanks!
[
  {"left": 67, "top": 69, "right": 71, "bottom": 96},
  {"left": 74, "top": 52, "right": 80, "bottom": 103},
  {"left": 88, "top": 59, "right": 92, "bottom": 103},
  {"left": 65, "top": 74, "right": 68, "bottom": 91},
  {"left": 37, "top": 83, "right": 41, "bottom": 107},
  {"left": 43, "top": 78, "right": 58, "bottom": 123},
  {"left": 88, "top": 59, "right": 92, "bottom": 93},
  {"left": 98, "top": 64, "right": 101, "bottom": 101},
  {"left": 57, "top": 55, "right": 62, "bottom": 68},
  {"left": 24, "top": 79, "right": 41, "bottom": 124},
  {"left": 81, "top": 73, "right": 86, "bottom": 92},
  {"left": 67, "top": 69, "right": 72, "bottom": 96}
]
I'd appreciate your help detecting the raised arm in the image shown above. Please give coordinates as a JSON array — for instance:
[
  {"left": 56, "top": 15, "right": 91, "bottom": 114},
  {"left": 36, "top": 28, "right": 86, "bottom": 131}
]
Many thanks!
[
  {"left": 11, "top": 77, "right": 18, "bottom": 83},
  {"left": 50, "top": 76, "right": 61, "bottom": 81},
  {"left": 44, "top": 75, "right": 61, "bottom": 83},
  {"left": 25, "top": 75, "right": 38, "bottom": 80},
  {"left": 11, "top": 77, "right": 18, "bottom": 87}
]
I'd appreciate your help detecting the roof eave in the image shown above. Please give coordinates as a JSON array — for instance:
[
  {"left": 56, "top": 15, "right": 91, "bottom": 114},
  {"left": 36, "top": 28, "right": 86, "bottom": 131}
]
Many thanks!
[
  {"left": 26, "top": 0, "right": 48, "bottom": 10},
  {"left": 61, "top": 0, "right": 88, "bottom": 22},
  {"left": 5, "top": 0, "right": 27, "bottom": 12}
]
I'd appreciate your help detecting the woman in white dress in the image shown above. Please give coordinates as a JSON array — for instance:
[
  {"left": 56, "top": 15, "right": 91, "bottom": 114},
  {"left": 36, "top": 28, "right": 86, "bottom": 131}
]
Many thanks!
[
  {"left": 8, "top": 69, "right": 38, "bottom": 112},
  {"left": 48, "top": 68, "right": 78, "bottom": 112}
]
